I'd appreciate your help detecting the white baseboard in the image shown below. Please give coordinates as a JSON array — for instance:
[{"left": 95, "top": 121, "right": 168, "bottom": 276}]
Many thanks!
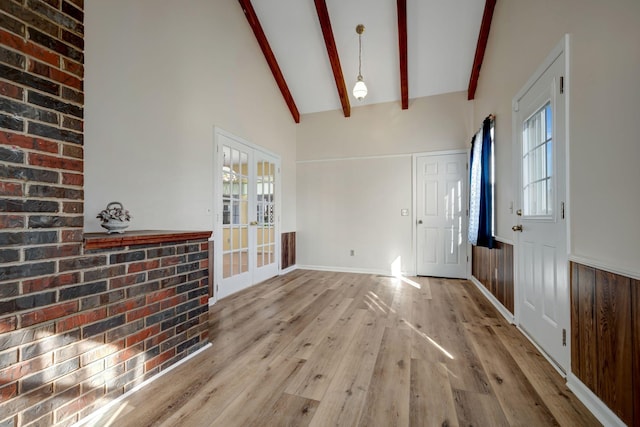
[
  {"left": 297, "top": 264, "right": 397, "bottom": 277},
  {"left": 566, "top": 374, "right": 626, "bottom": 427},
  {"left": 72, "top": 343, "right": 212, "bottom": 427},
  {"left": 469, "top": 276, "right": 515, "bottom": 324},
  {"left": 280, "top": 264, "right": 298, "bottom": 275}
]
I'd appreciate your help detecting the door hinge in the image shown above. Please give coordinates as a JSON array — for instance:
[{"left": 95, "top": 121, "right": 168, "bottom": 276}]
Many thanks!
[
  {"left": 562, "top": 329, "right": 567, "bottom": 346},
  {"left": 513, "top": 100, "right": 519, "bottom": 112},
  {"left": 561, "top": 202, "right": 565, "bottom": 219},
  {"left": 560, "top": 76, "right": 564, "bottom": 94},
  {"left": 467, "top": 256, "right": 469, "bottom": 262},
  {"left": 216, "top": 284, "right": 219, "bottom": 293}
]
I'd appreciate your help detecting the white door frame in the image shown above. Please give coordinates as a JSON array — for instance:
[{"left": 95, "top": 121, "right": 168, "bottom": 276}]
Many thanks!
[
  {"left": 412, "top": 149, "right": 470, "bottom": 278},
  {"left": 211, "top": 127, "right": 281, "bottom": 303},
  {"left": 511, "top": 35, "right": 571, "bottom": 374}
]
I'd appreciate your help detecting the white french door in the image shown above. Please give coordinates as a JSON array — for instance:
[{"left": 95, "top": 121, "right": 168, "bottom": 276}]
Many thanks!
[
  {"left": 513, "top": 37, "right": 569, "bottom": 372},
  {"left": 415, "top": 152, "right": 468, "bottom": 278},
  {"left": 214, "top": 129, "right": 280, "bottom": 300},
  {"left": 253, "top": 150, "right": 279, "bottom": 284}
]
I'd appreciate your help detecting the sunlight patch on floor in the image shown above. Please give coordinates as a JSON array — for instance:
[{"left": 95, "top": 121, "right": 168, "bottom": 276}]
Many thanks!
[
  {"left": 103, "top": 401, "right": 129, "bottom": 427},
  {"left": 364, "top": 293, "right": 388, "bottom": 314},
  {"left": 390, "top": 256, "right": 421, "bottom": 289},
  {"left": 404, "top": 320, "right": 455, "bottom": 360},
  {"left": 368, "top": 292, "right": 395, "bottom": 314}
]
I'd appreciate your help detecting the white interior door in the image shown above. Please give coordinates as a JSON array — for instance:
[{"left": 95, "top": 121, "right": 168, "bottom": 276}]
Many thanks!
[
  {"left": 513, "top": 39, "right": 568, "bottom": 372},
  {"left": 214, "top": 130, "right": 280, "bottom": 300},
  {"left": 416, "top": 152, "right": 468, "bottom": 278}
]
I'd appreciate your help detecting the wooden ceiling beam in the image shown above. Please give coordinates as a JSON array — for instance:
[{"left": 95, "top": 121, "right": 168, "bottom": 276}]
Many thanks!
[
  {"left": 314, "top": 0, "right": 351, "bottom": 118},
  {"left": 397, "top": 0, "right": 408, "bottom": 110},
  {"left": 468, "top": 0, "right": 497, "bottom": 100},
  {"left": 238, "top": 0, "right": 300, "bottom": 123}
]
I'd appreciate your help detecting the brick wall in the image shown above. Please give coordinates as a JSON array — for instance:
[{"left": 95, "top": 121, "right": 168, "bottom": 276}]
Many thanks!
[
  {"left": 0, "top": 2, "right": 210, "bottom": 426},
  {"left": 0, "top": 239, "right": 210, "bottom": 426}
]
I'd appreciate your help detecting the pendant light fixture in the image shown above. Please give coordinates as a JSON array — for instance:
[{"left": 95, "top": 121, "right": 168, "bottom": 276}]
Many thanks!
[{"left": 353, "top": 24, "right": 368, "bottom": 101}]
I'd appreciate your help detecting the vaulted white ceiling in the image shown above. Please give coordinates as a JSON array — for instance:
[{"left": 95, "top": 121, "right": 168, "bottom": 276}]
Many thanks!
[{"left": 246, "top": 0, "right": 489, "bottom": 119}]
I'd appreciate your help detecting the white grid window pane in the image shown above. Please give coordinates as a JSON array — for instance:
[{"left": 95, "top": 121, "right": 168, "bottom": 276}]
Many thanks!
[{"left": 522, "top": 102, "right": 553, "bottom": 216}]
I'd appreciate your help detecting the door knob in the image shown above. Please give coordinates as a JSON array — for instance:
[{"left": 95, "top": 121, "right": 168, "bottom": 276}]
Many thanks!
[
  {"left": 418, "top": 220, "right": 423, "bottom": 224},
  {"left": 512, "top": 224, "right": 523, "bottom": 232},
  {"left": 249, "top": 221, "right": 258, "bottom": 226}
]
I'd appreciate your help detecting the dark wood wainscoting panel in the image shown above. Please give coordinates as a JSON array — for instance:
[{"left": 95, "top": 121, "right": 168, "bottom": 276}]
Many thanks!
[
  {"left": 472, "top": 245, "right": 486, "bottom": 290},
  {"left": 471, "top": 242, "right": 514, "bottom": 314},
  {"left": 571, "top": 263, "right": 598, "bottom": 391},
  {"left": 633, "top": 278, "right": 640, "bottom": 427},
  {"left": 281, "top": 231, "right": 296, "bottom": 270},
  {"left": 570, "top": 262, "right": 580, "bottom": 383},
  {"left": 595, "top": 270, "right": 632, "bottom": 424},
  {"left": 209, "top": 239, "right": 215, "bottom": 298},
  {"left": 570, "top": 262, "right": 635, "bottom": 426},
  {"left": 501, "top": 243, "right": 514, "bottom": 313}
]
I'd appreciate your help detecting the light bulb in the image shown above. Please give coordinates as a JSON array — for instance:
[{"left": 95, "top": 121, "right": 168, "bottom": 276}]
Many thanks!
[{"left": 353, "top": 76, "right": 367, "bottom": 101}]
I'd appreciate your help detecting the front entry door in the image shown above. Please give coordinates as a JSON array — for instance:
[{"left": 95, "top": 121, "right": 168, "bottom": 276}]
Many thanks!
[
  {"left": 214, "top": 130, "right": 280, "bottom": 300},
  {"left": 416, "top": 152, "right": 468, "bottom": 278},
  {"left": 513, "top": 38, "right": 568, "bottom": 372}
]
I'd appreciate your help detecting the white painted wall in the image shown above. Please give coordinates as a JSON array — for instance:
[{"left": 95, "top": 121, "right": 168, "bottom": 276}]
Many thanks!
[
  {"left": 84, "top": 0, "right": 297, "bottom": 233},
  {"left": 296, "top": 93, "right": 473, "bottom": 274},
  {"left": 297, "top": 156, "right": 413, "bottom": 274},
  {"left": 473, "top": 0, "right": 640, "bottom": 276},
  {"left": 297, "top": 92, "right": 473, "bottom": 161}
]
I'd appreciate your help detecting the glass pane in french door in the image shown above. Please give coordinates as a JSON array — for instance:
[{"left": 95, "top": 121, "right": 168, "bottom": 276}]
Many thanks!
[
  {"left": 522, "top": 102, "right": 553, "bottom": 217},
  {"left": 256, "top": 159, "right": 276, "bottom": 269},
  {"left": 222, "top": 146, "right": 249, "bottom": 279}
]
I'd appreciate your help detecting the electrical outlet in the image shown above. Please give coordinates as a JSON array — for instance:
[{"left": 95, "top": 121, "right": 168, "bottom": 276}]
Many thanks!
[{"left": 350, "top": 249, "right": 355, "bottom": 256}]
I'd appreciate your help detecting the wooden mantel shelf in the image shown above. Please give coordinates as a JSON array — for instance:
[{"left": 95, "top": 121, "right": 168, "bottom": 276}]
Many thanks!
[{"left": 84, "top": 230, "right": 212, "bottom": 251}]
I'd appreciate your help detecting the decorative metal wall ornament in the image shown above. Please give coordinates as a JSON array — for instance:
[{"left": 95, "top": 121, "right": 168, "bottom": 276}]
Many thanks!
[{"left": 97, "top": 201, "right": 132, "bottom": 234}]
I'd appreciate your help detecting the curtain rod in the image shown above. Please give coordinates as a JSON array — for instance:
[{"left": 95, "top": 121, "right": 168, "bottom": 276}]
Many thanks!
[
  {"left": 471, "top": 114, "right": 495, "bottom": 145},
  {"left": 478, "top": 114, "right": 495, "bottom": 130}
]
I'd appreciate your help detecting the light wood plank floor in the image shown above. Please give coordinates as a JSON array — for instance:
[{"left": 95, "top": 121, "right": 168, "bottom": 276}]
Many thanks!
[{"left": 91, "top": 270, "right": 600, "bottom": 426}]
